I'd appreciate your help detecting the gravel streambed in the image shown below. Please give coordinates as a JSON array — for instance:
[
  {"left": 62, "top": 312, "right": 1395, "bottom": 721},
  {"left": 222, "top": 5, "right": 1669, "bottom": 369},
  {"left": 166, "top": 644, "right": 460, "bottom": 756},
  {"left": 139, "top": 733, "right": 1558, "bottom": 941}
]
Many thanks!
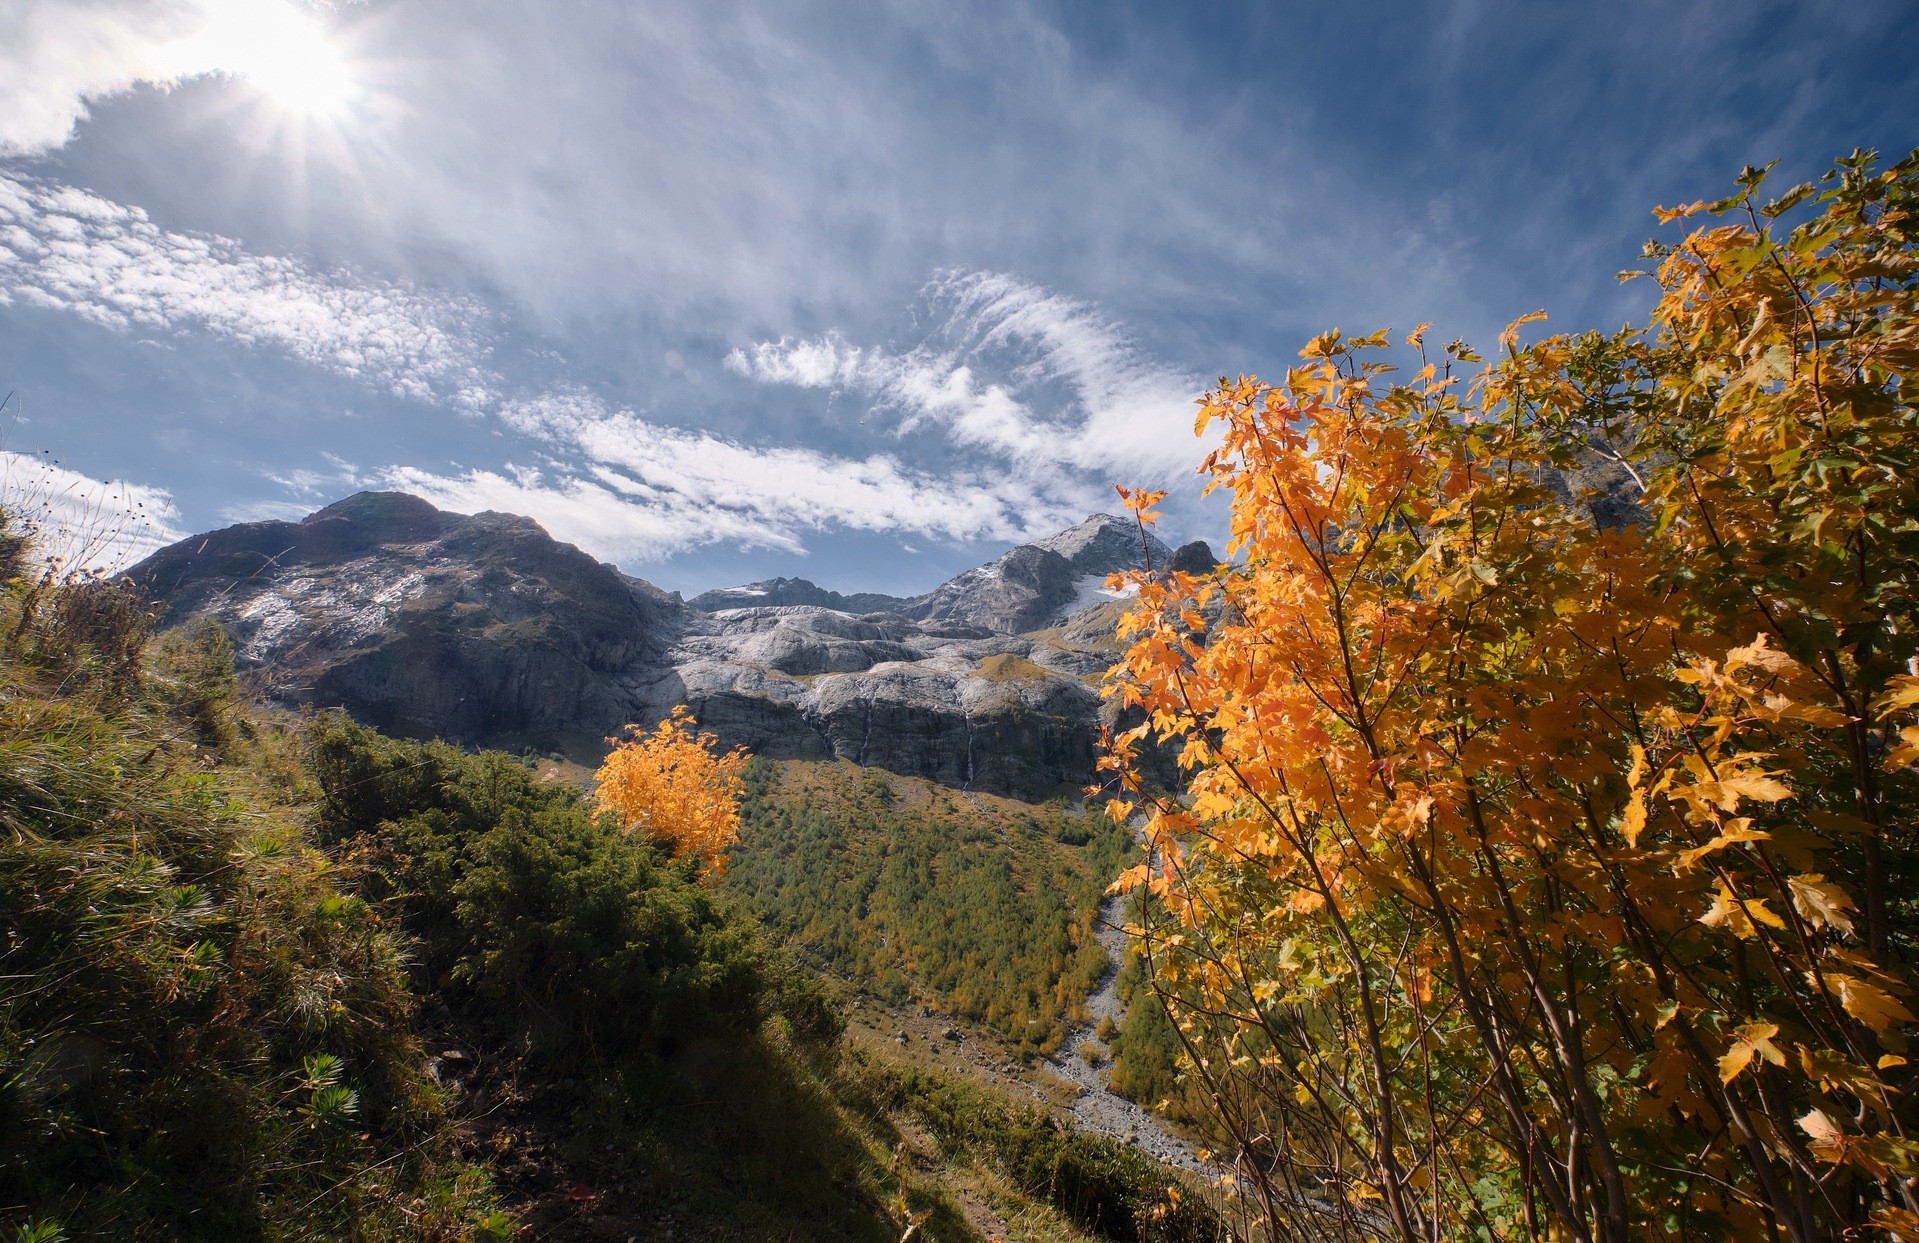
[{"left": 1044, "top": 892, "right": 1210, "bottom": 1174}]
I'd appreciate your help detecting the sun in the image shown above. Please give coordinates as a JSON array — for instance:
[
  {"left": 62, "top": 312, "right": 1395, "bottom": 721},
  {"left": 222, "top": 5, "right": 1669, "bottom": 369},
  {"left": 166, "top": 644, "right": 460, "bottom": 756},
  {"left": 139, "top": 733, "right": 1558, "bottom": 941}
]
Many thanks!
[{"left": 195, "top": 2, "right": 361, "bottom": 120}]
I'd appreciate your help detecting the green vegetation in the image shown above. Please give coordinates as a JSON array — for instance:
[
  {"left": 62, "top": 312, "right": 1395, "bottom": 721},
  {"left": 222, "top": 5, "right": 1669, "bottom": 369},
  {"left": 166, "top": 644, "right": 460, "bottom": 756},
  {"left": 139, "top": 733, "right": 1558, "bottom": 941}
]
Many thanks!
[
  {"left": 0, "top": 527, "right": 1199, "bottom": 1241},
  {"left": 0, "top": 534, "right": 505, "bottom": 1239},
  {"left": 304, "top": 720, "right": 914, "bottom": 1241},
  {"left": 973, "top": 652, "right": 1054, "bottom": 683},
  {"left": 726, "top": 758, "right": 1134, "bottom": 1056},
  {"left": 865, "top": 1057, "right": 1220, "bottom": 1243},
  {"left": 1105, "top": 952, "right": 1188, "bottom": 1122},
  {"left": 308, "top": 717, "right": 824, "bottom": 1057}
]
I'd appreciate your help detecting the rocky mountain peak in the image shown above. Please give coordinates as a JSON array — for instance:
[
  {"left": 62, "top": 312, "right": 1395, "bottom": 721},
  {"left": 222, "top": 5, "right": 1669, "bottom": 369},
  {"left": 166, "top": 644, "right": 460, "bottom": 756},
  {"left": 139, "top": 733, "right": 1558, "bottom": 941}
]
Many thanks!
[
  {"left": 687, "top": 576, "right": 912, "bottom": 615},
  {"left": 127, "top": 493, "right": 1187, "bottom": 798},
  {"left": 1031, "top": 513, "right": 1171, "bottom": 576},
  {"left": 302, "top": 490, "right": 447, "bottom": 542},
  {"left": 125, "top": 492, "right": 676, "bottom": 745}
]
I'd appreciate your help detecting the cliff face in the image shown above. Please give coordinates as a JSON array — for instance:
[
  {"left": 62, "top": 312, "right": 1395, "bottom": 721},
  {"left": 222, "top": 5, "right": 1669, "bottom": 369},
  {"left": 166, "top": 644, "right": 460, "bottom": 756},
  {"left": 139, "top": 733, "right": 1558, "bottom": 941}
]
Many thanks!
[
  {"left": 129, "top": 494, "right": 1190, "bottom": 799},
  {"left": 128, "top": 493, "right": 679, "bottom": 743}
]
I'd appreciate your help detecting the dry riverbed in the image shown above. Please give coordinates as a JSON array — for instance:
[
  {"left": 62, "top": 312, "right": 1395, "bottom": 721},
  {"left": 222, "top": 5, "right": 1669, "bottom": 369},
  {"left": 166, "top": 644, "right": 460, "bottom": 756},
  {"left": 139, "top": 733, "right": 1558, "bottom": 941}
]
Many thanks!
[{"left": 842, "top": 890, "right": 1211, "bottom": 1177}]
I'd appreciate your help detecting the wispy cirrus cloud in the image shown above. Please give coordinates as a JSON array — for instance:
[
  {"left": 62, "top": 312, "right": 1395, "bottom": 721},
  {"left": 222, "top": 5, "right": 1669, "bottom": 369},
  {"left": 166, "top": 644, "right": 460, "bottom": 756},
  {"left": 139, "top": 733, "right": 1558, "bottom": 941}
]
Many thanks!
[
  {"left": 505, "top": 392, "right": 1071, "bottom": 539},
  {"left": 728, "top": 270, "right": 1208, "bottom": 481},
  {"left": 239, "top": 386, "right": 1084, "bottom": 565},
  {"left": 0, "top": 173, "right": 493, "bottom": 408},
  {"left": 0, "top": 171, "right": 1126, "bottom": 564}
]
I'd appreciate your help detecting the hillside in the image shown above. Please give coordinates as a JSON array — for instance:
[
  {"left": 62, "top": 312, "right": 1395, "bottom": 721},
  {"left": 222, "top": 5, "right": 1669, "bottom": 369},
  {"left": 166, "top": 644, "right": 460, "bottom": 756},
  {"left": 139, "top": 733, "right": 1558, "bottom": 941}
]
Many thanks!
[
  {"left": 725, "top": 759, "right": 1135, "bottom": 1058},
  {"left": 0, "top": 533, "right": 1218, "bottom": 1241}
]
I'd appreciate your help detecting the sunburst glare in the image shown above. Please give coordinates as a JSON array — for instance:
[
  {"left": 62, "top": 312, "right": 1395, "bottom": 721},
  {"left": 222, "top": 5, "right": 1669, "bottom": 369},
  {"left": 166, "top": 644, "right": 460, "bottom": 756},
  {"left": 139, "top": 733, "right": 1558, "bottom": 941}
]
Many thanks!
[{"left": 172, "top": 1, "right": 360, "bottom": 120}]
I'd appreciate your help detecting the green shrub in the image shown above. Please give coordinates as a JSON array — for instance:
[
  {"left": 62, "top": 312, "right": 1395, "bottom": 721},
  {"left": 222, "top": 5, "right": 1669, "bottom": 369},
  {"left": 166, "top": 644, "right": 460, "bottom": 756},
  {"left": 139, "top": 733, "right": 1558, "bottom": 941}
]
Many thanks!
[
  {"left": 147, "top": 617, "right": 238, "bottom": 744},
  {"left": 307, "top": 717, "right": 788, "bottom": 1056},
  {"left": 0, "top": 563, "right": 496, "bottom": 1240}
]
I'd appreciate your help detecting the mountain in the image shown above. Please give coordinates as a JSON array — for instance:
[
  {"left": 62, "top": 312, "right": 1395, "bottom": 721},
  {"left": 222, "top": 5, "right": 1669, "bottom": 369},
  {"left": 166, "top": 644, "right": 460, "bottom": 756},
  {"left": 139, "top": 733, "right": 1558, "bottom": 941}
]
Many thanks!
[
  {"left": 688, "top": 576, "right": 912, "bottom": 614},
  {"left": 128, "top": 493, "right": 1203, "bottom": 798},
  {"left": 901, "top": 514, "right": 1171, "bottom": 633},
  {"left": 688, "top": 515, "right": 1173, "bottom": 634},
  {"left": 127, "top": 492, "right": 678, "bottom": 743}
]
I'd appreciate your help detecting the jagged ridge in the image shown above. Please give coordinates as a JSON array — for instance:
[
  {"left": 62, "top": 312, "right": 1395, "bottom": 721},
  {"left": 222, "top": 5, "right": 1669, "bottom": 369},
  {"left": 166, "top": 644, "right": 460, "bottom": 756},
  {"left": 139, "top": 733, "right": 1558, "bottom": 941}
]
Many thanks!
[{"left": 128, "top": 494, "right": 1210, "bottom": 798}]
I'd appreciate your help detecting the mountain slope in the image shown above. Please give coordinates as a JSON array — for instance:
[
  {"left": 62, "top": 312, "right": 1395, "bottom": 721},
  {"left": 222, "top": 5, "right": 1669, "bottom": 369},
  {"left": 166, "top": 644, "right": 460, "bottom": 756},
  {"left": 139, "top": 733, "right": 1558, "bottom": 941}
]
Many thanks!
[
  {"left": 903, "top": 515, "right": 1172, "bottom": 633},
  {"left": 127, "top": 494, "right": 1189, "bottom": 797},
  {"left": 127, "top": 491, "right": 678, "bottom": 743},
  {"left": 688, "top": 576, "right": 913, "bottom": 614}
]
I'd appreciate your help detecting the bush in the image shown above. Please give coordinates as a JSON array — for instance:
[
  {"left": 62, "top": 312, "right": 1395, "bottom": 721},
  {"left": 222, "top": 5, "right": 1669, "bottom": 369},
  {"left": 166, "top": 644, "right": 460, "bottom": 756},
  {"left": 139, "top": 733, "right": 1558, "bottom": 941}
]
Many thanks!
[
  {"left": 1104, "top": 151, "right": 1919, "bottom": 1239},
  {"left": 308, "top": 716, "right": 783, "bottom": 1056},
  {"left": 0, "top": 560, "right": 496, "bottom": 1240}
]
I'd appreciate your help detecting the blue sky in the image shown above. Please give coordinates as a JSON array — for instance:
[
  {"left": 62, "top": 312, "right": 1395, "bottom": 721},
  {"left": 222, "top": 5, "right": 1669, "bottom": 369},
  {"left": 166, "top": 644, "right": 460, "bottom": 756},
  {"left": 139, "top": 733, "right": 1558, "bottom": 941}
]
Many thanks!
[{"left": 1, "top": 0, "right": 1914, "bottom": 595}]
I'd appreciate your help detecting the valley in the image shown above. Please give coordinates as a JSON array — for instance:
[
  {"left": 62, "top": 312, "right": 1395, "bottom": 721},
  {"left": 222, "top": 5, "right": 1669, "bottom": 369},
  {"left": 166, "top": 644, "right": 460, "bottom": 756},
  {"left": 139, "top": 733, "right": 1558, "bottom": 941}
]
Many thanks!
[{"left": 68, "top": 492, "right": 1224, "bottom": 1240}]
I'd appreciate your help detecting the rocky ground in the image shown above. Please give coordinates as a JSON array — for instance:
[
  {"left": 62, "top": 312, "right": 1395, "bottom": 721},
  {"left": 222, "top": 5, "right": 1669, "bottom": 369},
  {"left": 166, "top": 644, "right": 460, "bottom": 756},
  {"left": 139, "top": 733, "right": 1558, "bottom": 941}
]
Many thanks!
[
  {"left": 1042, "top": 894, "right": 1210, "bottom": 1175},
  {"left": 842, "top": 906, "right": 1212, "bottom": 1178}
]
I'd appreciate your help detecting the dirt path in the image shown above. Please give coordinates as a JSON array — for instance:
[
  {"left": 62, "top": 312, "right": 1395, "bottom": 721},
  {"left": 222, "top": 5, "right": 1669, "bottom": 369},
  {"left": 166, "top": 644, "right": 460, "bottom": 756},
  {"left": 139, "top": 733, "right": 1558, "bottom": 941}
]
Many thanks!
[{"left": 1043, "top": 892, "right": 1210, "bottom": 1174}]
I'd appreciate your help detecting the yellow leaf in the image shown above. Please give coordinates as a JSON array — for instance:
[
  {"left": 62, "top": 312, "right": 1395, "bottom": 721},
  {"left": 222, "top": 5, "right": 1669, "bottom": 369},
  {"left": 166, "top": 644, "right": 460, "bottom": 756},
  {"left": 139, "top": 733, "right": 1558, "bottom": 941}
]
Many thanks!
[
  {"left": 1819, "top": 973, "right": 1918, "bottom": 1034},
  {"left": 1888, "top": 725, "right": 1919, "bottom": 770},
  {"left": 1877, "top": 676, "right": 1919, "bottom": 715},
  {"left": 1872, "top": 1207, "right": 1919, "bottom": 1243},
  {"left": 1499, "top": 310, "right": 1548, "bottom": 353},
  {"left": 1726, "top": 633, "right": 1800, "bottom": 677},
  {"left": 1621, "top": 791, "right": 1648, "bottom": 848},
  {"left": 1720, "top": 1021, "right": 1784, "bottom": 1082},
  {"left": 1788, "top": 874, "right": 1856, "bottom": 936},
  {"left": 1676, "top": 820, "right": 1769, "bottom": 870},
  {"left": 1760, "top": 694, "right": 1851, "bottom": 728},
  {"left": 1700, "top": 882, "right": 1786, "bottom": 938},
  {"left": 1708, "top": 771, "right": 1793, "bottom": 810},
  {"left": 1799, "top": 1107, "right": 1846, "bottom": 1163}
]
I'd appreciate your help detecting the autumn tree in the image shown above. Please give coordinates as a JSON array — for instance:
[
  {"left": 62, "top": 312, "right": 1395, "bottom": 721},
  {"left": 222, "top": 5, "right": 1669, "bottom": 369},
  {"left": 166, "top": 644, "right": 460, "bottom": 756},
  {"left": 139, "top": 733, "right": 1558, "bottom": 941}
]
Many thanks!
[
  {"left": 595, "top": 705, "right": 747, "bottom": 876},
  {"left": 1103, "top": 149, "right": 1919, "bottom": 1242}
]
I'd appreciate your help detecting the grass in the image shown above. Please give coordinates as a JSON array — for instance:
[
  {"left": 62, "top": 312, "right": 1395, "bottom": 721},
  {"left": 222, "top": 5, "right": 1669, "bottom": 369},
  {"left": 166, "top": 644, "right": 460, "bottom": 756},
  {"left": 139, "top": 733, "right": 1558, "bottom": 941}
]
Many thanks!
[
  {"left": 725, "top": 758, "right": 1136, "bottom": 1057},
  {"left": 0, "top": 544, "right": 506, "bottom": 1240}
]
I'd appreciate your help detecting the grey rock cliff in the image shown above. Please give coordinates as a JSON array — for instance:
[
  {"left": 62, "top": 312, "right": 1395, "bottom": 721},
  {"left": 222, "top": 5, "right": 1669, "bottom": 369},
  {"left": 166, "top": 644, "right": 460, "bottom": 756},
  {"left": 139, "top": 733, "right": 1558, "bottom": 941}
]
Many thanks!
[
  {"left": 129, "top": 495, "right": 1175, "bottom": 799},
  {"left": 126, "top": 492, "right": 677, "bottom": 743},
  {"left": 902, "top": 514, "right": 1171, "bottom": 633}
]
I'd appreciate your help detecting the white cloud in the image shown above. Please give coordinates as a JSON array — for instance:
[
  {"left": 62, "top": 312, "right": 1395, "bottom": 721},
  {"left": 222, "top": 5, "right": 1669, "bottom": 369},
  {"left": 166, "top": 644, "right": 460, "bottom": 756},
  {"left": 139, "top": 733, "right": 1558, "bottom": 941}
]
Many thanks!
[
  {"left": 728, "top": 270, "right": 1208, "bottom": 479},
  {"left": 0, "top": 0, "right": 354, "bottom": 157},
  {"left": 0, "top": 169, "right": 1097, "bottom": 559},
  {"left": 1, "top": 152, "right": 1171, "bottom": 563},
  {"left": 218, "top": 499, "right": 315, "bottom": 524},
  {"left": 0, "top": 173, "right": 491, "bottom": 407},
  {"left": 0, "top": 450, "right": 186, "bottom": 573},
  {"left": 484, "top": 392, "right": 1082, "bottom": 557},
  {"left": 373, "top": 463, "right": 802, "bottom": 564}
]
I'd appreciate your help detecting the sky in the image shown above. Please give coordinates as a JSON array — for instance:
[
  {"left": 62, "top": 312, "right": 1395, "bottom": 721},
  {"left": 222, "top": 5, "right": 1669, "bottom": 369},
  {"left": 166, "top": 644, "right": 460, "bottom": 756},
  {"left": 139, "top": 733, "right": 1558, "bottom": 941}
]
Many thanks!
[{"left": 1, "top": 0, "right": 1914, "bottom": 594}]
